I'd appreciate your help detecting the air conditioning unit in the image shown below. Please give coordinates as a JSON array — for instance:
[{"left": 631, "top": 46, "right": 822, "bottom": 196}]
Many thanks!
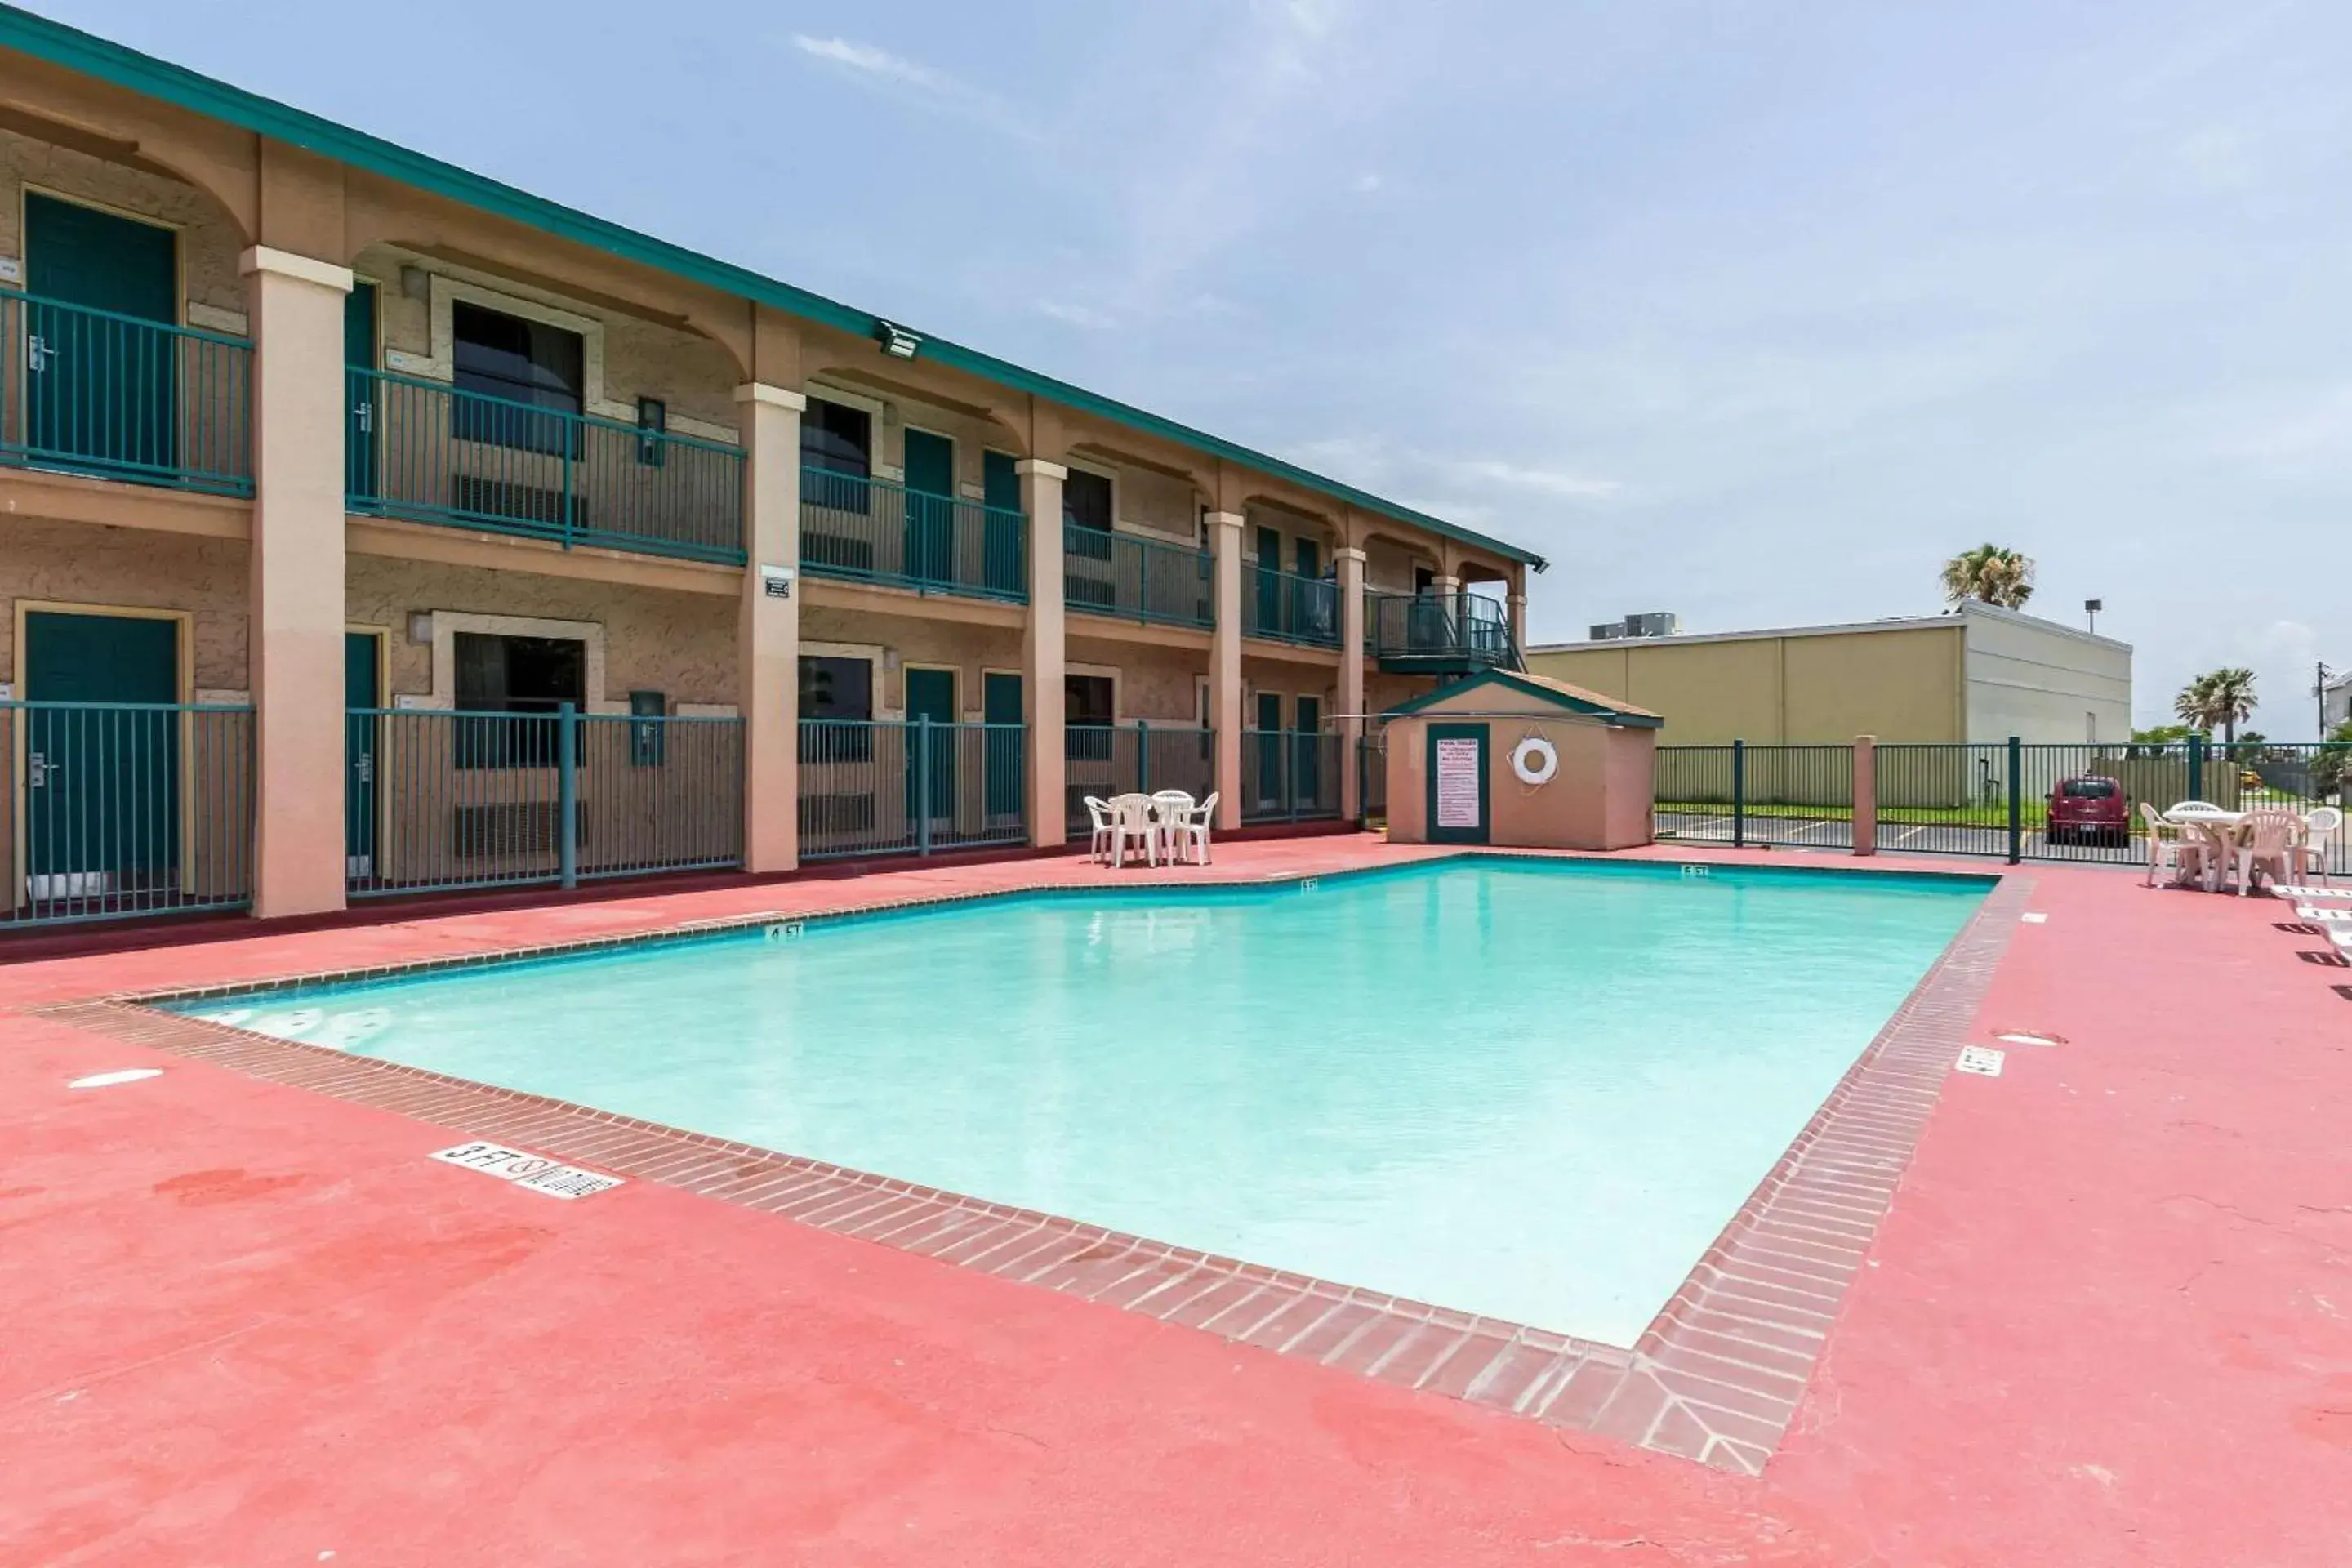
[
  {"left": 1622, "top": 612, "right": 1680, "bottom": 638},
  {"left": 1588, "top": 621, "right": 1627, "bottom": 641}
]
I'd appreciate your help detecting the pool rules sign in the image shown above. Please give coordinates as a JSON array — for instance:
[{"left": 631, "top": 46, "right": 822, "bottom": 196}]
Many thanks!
[{"left": 1427, "top": 723, "right": 1489, "bottom": 844}]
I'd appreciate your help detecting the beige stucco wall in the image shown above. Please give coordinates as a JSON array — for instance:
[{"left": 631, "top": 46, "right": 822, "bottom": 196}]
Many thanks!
[
  {"left": 0, "top": 514, "right": 251, "bottom": 692},
  {"left": 1384, "top": 692, "right": 1655, "bottom": 850},
  {"left": 1959, "top": 603, "right": 2132, "bottom": 745},
  {"left": 1526, "top": 624, "right": 1967, "bottom": 744},
  {"left": 1, "top": 127, "right": 249, "bottom": 325}
]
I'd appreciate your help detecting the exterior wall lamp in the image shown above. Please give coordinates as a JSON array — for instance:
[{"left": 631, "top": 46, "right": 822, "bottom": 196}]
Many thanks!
[{"left": 875, "top": 319, "right": 921, "bottom": 359}]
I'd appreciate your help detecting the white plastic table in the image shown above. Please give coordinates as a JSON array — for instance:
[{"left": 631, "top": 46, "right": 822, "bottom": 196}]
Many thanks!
[{"left": 2163, "top": 805, "right": 2245, "bottom": 892}]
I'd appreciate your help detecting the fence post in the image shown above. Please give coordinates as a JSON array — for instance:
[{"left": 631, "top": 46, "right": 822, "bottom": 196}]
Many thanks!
[
  {"left": 2006, "top": 735, "right": 2023, "bottom": 865},
  {"left": 2187, "top": 733, "right": 2205, "bottom": 801},
  {"left": 1136, "top": 718, "right": 1150, "bottom": 795},
  {"left": 916, "top": 715, "right": 933, "bottom": 858},
  {"left": 1732, "top": 739, "right": 1747, "bottom": 849},
  {"left": 1852, "top": 734, "right": 1877, "bottom": 857},
  {"left": 558, "top": 702, "right": 578, "bottom": 888}
]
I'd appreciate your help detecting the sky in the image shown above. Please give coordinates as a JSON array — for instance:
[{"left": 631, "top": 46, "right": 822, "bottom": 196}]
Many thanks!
[{"left": 34, "top": 0, "right": 2352, "bottom": 733}]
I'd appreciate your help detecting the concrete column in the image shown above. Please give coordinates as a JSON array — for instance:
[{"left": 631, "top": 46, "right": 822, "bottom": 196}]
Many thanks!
[
  {"left": 1019, "top": 459, "right": 1067, "bottom": 847},
  {"left": 241, "top": 245, "right": 353, "bottom": 920},
  {"left": 736, "top": 383, "right": 804, "bottom": 873},
  {"left": 1509, "top": 593, "right": 1529, "bottom": 653},
  {"left": 1337, "top": 546, "right": 1367, "bottom": 822},
  {"left": 1852, "top": 733, "right": 1878, "bottom": 858},
  {"left": 1208, "top": 511, "right": 1246, "bottom": 831}
]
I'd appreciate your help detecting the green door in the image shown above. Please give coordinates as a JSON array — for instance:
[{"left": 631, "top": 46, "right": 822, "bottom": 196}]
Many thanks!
[
  {"left": 24, "top": 194, "right": 179, "bottom": 482},
  {"left": 903, "top": 429, "right": 956, "bottom": 586},
  {"left": 1254, "top": 691, "right": 1284, "bottom": 807},
  {"left": 345, "top": 280, "right": 379, "bottom": 503},
  {"left": 23, "top": 611, "right": 180, "bottom": 892},
  {"left": 1294, "top": 695, "right": 1321, "bottom": 811},
  {"left": 1254, "top": 525, "right": 1282, "bottom": 634},
  {"left": 982, "top": 670, "right": 1022, "bottom": 821},
  {"left": 1424, "top": 722, "right": 1490, "bottom": 845},
  {"left": 345, "top": 632, "right": 381, "bottom": 877},
  {"left": 982, "top": 450, "right": 1023, "bottom": 596},
  {"left": 904, "top": 666, "right": 957, "bottom": 829}
]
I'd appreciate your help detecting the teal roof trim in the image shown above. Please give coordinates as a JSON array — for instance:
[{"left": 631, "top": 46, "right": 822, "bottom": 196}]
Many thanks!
[
  {"left": 1380, "top": 668, "right": 1664, "bottom": 727},
  {"left": 0, "top": 3, "right": 1545, "bottom": 570}
]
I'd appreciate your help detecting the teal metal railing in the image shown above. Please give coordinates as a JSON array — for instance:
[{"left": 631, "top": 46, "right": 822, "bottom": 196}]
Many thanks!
[
  {"left": 1063, "top": 526, "right": 1214, "bottom": 629},
  {"left": 345, "top": 706, "right": 744, "bottom": 898},
  {"left": 0, "top": 289, "right": 252, "bottom": 496},
  {"left": 799, "top": 718, "right": 1029, "bottom": 859},
  {"left": 1240, "top": 728, "right": 1343, "bottom": 822},
  {"left": 1369, "top": 590, "right": 1517, "bottom": 669},
  {"left": 1245, "top": 564, "right": 1339, "bottom": 646},
  {"left": 2, "top": 700, "right": 255, "bottom": 927},
  {"left": 800, "top": 466, "right": 1028, "bottom": 602},
  {"left": 345, "top": 368, "right": 746, "bottom": 564},
  {"left": 1062, "top": 722, "right": 1217, "bottom": 839}
]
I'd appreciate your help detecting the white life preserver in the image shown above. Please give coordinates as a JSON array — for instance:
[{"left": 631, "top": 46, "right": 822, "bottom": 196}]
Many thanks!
[{"left": 1511, "top": 735, "right": 1558, "bottom": 786}]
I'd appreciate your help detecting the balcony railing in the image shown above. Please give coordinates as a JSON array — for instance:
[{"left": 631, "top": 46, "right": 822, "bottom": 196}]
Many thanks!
[
  {"left": 1245, "top": 564, "right": 1340, "bottom": 646},
  {"left": 800, "top": 466, "right": 1028, "bottom": 603},
  {"left": 345, "top": 368, "right": 746, "bottom": 564},
  {"left": 1369, "top": 590, "right": 1517, "bottom": 670},
  {"left": 1063, "top": 525, "right": 1214, "bottom": 629},
  {"left": 0, "top": 289, "right": 252, "bottom": 496},
  {"left": 799, "top": 718, "right": 1029, "bottom": 858}
]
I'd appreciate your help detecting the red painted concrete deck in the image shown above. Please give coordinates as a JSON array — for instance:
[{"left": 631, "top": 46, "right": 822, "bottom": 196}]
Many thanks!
[{"left": 5, "top": 839, "right": 2350, "bottom": 1564}]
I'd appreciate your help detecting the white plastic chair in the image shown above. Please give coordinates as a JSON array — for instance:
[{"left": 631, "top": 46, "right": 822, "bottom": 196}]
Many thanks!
[
  {"left": 2235, "top": 808, "right": 2302, "bottom": 898},
  {"left": 1107, "top": 793, "right": 1159, "bottom": 868},
  {"left": 1150, "top": 790, "right": 1196, "bottom": 862},
  {"left": 2296, "top": 806, "right": 2341, "bottom": 885},
  {"left": 1174, "top": 791, "right": 1219, "bottom": 866},
  {"left": 2140, "top": 802, "right": 2203, "bottom": 889},
  {"left": 1083, "top": 796, "right": 1115, "bottom": 864}
]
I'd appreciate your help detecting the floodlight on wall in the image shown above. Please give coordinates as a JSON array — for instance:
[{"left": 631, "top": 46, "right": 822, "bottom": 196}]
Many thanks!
[
  {"left": 875, "top": 319, "right": 922, "bottom": 359},
  {"left": 2084, "top": 597, "right": 2103, "bottom": 633}
]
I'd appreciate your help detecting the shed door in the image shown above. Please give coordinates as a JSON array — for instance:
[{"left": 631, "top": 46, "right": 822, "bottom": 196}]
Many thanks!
[{"left": 1424, "top": 722, "right": 1490, "bottom": 844}]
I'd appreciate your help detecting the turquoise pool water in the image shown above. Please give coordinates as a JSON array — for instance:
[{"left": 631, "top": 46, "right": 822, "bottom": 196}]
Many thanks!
[{"left": 176, "top": 860, "right": 1984, "bottom": 1345}]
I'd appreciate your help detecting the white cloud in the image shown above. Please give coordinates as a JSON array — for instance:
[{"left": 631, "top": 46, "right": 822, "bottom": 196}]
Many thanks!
[
  {"left": 1036, "top": 301, "right": 1117, "bottom": 331},
  {"left": 786, "top": 33, "right": 1036, "bottom": 140},
  {"left": 1439, "top": 457, "right": 1622, "bottom": 501},
  {"left": 790, "top": 35, "right": 945, "bottom": 90}
]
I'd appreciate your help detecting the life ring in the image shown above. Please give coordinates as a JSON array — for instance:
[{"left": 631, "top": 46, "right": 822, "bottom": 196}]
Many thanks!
[{"left": 1511, "top": 736, "right": 1558, "bottom": 786}]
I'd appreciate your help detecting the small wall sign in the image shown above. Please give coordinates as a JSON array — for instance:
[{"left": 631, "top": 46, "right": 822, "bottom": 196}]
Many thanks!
[{"left": 760, "top": 564, "right": 795, "bottom": 600}]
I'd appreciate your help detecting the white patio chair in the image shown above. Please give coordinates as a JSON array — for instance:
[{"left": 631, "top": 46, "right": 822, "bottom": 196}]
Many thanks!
[
  {"left": 1082, "top": 796, "right": 1115, "bottom": 864},
  {"left": 2234, "top": 808, "right": 2303, "bottom": 898},
  {"left": 2296, "top": 806, "right": 2341, "bottom": 886},
  {"left": 1107, "top": 793, "right": 1160, "bottom": 869},
  {"left": 1173, "top": 791, "right": 1219, "bottom": 866},
  {"left": 1150, "top": 789, "right": 1196, "bottom": 862},
  {"left": 2140, "top": 802, "right": 2203, "bottom": 889}
]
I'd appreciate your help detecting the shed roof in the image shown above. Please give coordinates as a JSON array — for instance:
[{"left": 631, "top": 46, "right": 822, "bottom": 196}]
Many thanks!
[{"left": 1381, "top": 669, "right": 1664, "bottom": 727}]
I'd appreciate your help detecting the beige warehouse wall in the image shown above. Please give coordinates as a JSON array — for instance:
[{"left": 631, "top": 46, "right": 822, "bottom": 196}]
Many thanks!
[{"left": 1960, "top": 604, "right": 2132, "bottom": 745}]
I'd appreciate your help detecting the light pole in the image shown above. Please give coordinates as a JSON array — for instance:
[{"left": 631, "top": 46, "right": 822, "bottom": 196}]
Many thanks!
[
  {"left": 2085, "top": 597, "right": 2103, "bottom": 635},
  {"left": 2320, "top": 660, "right": 2335, "bottom": 738}
]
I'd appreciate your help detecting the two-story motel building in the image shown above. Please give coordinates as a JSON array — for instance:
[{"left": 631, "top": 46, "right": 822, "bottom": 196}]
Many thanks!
[{"left": 0, "top": 6, "right": 1544, "bottom": 929}]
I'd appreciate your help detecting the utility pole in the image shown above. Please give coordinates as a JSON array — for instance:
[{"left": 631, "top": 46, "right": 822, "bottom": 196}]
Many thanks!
[{"left": 2320, "top": 660, "right": 2334, "bottom": 737}]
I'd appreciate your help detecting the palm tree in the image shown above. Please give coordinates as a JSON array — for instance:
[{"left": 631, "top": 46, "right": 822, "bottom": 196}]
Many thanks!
[
  {"left": 2173, "top": 666, "right": 2258, "bottom": 743},
  {"left": 1939, "top": 544, "right": 2036, "bottom": 609}
]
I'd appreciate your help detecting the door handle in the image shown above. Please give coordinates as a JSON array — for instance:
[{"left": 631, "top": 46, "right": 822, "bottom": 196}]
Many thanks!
[
  {"left": 27, "top": 335, "right": 51, "bottom": 372},
  {"left": 29, "top": 751, "right": 52, "bottom": 786},
  {"left": 352, "top": 401, "right": 373, "bottom": 433}
]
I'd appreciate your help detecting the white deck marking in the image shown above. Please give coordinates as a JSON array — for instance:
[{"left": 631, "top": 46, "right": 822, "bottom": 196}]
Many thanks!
[
  {"left": 68, "top": 1068, "right": 163, "bottom": 1089},
  {"left": 430, "top": 1141, "right": 626, "bottom": 1200},
  {"left": 1955, "top": 1045, "right": 2005, "bottom": 1077}
]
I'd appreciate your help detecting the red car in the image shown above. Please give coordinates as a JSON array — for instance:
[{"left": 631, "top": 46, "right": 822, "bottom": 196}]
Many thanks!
[{"left": 2047, "top": 774, "right": 2129, "bottom": 847}]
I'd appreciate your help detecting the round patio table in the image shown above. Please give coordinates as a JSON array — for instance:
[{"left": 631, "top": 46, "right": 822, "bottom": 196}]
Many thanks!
[{"left": 2162, "top": 804, "right": 2245, "bottom": 892}]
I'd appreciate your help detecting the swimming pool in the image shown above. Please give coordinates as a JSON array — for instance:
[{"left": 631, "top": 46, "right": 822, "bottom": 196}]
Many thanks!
[{"left": 175, "top": 859, "right": 1985, "bottom": 1346}]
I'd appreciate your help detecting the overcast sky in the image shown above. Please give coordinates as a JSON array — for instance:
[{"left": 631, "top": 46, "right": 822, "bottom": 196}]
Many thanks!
[{"left": 39, "top": 0, "right": 2352, "bottom": 732}]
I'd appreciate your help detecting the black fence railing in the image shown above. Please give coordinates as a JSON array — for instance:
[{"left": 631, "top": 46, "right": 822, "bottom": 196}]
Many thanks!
[
  {"left": 345, "top": 707, "right": 743, "bottom": 897},
  {"left": 1653, "top": 742, "right": 1855, "bottom": 849},
  {"left": 1240, "top": 728, "right": 1343, "bottom": 823},
  {"left": 1063, "top": 724, "right": 1217, "bottom": 840},
  {"left": 798, "top": 719, "right": 1029, "bottom": 860},
  {"left": 2, "top": 701, "right": 254, "bottom": 928}
]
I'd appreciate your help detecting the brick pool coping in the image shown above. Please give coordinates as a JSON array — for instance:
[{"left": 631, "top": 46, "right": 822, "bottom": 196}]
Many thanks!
[{"left": 33, "top": 852, "right": 2027, "bottom": 1476}]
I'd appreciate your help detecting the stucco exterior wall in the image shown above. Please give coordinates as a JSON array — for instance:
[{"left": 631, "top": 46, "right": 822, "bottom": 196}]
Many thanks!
[
  {"left": 1, "top": 127, "right": 248, "bottom": 325},
  {"left": 0, "top": 515, "right": 250, "bottom": 692},
  {"left": 1383, "top": 696, "right": 1654, "bottom": 850},
  {"left": 1959, "top": 603, "right": 2132, "bottom": 745}
]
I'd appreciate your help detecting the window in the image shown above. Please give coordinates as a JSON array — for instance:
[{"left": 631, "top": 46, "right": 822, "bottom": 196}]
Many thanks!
[
  {"left": 800, "top": 654, "right": 874, "bottom": 760},
  {"left": 2060, "top": 778, "right": 2117, "bottom": 799},
  {"left": 635, "top": 397, "right": 666, "bottom": 468},
  {"left": 800, "top": 399, "right": 875, "bottom": 540},
  {"left": 453, "top": 632, "right": 586, "bottom": 769},
  {"left": 1064, "top": 469, "right": 1113, "bottom": 568},
  {"left": 1065, "top": 672, "right": 1115, "bottom": 761},
  {"left": 452, "top": 302, "right": 583, "bottom": 456}
]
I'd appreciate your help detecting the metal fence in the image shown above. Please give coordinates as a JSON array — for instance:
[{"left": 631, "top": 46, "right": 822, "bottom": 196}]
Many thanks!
[
  {"left": 1245, "top": 565, "right": 1340, "bottom": 646},
  {"left": 345, "top": 368, "right": 746, "bottom": 564},
  {"left": 1, "top": 289, "right": 252, "bottom": 496},
  {"left": 799, "top": 719, "right": 1029, "bottom": 860},
  {"left": 799, "top": 466, "right": 1027, "bottom": 602},
  {"left": 1240, "top": 729, "right": 1343, "bottom": 823},
  {"left": 346, "top": 706, "right": 742, "bottom": 897},
  {"left": 1064, "top": 526, "right": 1214, "bottom": 628},
  {"left": 2, "top": 701, "right": 254, "bottom": 927},
  {"left": 1653, "top": 742, "right": 1855, "bottom": 849},
  {"left": 1062, "top": 724, "right": 1218, "bottom": 840},
  {"left": 1360, "top": 727, "right": 1389, "bottom": 825},
  {"left": 1655, "top": 737, "right": 2350, "bottom": 872}
]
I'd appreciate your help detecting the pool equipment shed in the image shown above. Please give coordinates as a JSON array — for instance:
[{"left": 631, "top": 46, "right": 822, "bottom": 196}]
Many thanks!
[{"left": 1380, "top": 670, "right": 1661, "bottom": 849}]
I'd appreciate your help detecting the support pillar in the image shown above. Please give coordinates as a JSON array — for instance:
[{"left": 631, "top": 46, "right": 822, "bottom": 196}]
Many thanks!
[
  {"left": 1509, "top": 593, "right": 1529, "bottom": 654},
  {"left": 1852, "top": 733, "right": 1878, "bottom": 857},
  {"left": 242, "top": 245, "right": 352, "bottom": 919},
  {"left": 1019, "top": 458, "right": 1067, "bottom": 846},
  {"left": 1208, "top": 511, "right": 1246, "bottom": 831},
  {"left": 737, "top": 382, "right": 804, "bottom": 873},
  {"left": 1337, "top": 546, "right": 1366, "bottom": 822}
]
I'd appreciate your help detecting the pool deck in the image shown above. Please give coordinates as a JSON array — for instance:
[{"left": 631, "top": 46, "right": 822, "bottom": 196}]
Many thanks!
[{"left": 6, "top": 837, "right": 2350, "bottom": 1564}]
